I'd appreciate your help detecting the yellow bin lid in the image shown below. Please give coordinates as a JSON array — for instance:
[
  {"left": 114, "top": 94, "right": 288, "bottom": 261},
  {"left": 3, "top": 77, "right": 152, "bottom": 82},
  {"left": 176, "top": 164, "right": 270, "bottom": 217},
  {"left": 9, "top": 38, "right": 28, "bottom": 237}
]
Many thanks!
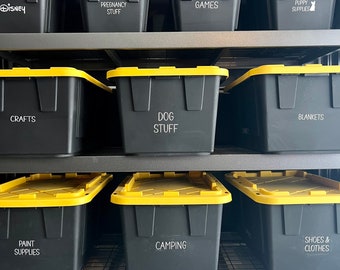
[
  {"left": 0, "top": 67, "right": 112, "bottom": 93},
  {"left": 111, "top": 171, "right": 231, "bottom": 205},
  {"left": 225, "top": 170, "right": 340, "bottom": 205},
  {"left": 0, "top": 173, "right": 112, "bottom": 207},
  {"left": 107, "top": 66, "right": 229, "bottom": 79},
  {"left": 224, "top": 64, "right": 340, "bottom": 91}
]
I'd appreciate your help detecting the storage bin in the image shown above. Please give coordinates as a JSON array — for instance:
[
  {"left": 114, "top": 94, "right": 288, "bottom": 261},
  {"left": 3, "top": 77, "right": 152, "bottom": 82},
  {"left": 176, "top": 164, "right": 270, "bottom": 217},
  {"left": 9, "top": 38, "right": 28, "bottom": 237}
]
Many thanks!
[
  {"left": 172, "top": 0, "right": 241, "bottom": 31},
  {"left": 0, "top": 172, "right": 112, "bottom": 270},
  {"left": 111, "top": 171, "right": 231, "bottom": 270},
  {"left": 225, "top": 170, "right": 340, "bottom": 270},
  {"left": 267, "top": 0, "right": 336, "bottom": 30},
  {"left": 0, "top": 0, "right": 62, "bottom": 32},
  {"left": 0, "top": 67, "right": 111, "bottom": 156},
  {"left": 225, "top": 64, "right": 340, "bottom": 153},
  {"left": 80, "top": 0, "right": 149, "bottom": 32},
  {"left": 107, "top": 66, "right": 228, "bottom": 154}
]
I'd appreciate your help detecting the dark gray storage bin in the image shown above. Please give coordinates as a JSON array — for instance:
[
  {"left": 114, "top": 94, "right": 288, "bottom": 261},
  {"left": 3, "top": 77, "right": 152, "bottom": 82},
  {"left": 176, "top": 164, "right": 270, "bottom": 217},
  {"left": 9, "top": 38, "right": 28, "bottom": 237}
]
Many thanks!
[
  {"left": 172, "top": 0, "right": 241, "bottom": 31},
  {"left": 0, "top": 67, "right": 111, "bottom": 156},
  {"left": 107, "top": 66, "right": 228, "bottom": 154},
  {"left": 0, "top": 173, "right": 112, "bottom": 270},
  {"left": 111, "top": 172, "right": 232, "bottom": 270},
  {"left": 267, "top": 0, "right": 336, "bottom": 29},
  {"left": 0, "top": 0, "right": 61, "bottom": 32},
  {"left": 80, "top": 0, "right": 149, "bottom": 32},
  {"left": 225, "top": 64, "right": 340, "bottom": 153},
  {"left": 226, "top": 170, "right": 340, "bottom": 270}
]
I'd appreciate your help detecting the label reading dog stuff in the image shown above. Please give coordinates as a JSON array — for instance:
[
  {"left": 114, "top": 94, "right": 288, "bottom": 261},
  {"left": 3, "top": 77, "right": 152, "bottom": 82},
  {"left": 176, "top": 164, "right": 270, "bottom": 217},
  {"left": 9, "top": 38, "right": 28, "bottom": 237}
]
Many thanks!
[
  {"left": 292, "top": 0, "right": 317, "bottom": 13},
  {"left": 100, "top": 1, "right": 128, "bottom": 15},
  {"left": 153, "top": 112, "right": 179, "bottom": 134}
]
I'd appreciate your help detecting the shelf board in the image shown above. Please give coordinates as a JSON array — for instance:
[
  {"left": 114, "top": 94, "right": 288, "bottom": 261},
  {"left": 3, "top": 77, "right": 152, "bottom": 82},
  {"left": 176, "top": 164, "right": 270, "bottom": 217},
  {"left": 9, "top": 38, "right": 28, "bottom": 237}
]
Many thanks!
[
  {"left": 0, "top": 30, "right": 339, "bottom": 50},
  {"left": 1, "top": 150, "right": 340, "bottom": 173}
]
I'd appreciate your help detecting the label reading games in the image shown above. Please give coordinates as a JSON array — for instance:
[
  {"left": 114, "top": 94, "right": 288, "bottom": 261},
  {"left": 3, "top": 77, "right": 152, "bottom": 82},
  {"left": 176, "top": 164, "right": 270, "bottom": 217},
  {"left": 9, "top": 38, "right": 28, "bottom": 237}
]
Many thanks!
[
  {"left": 292, "top": 0, "right": 316, "bottom": 13},
  {"left": 154, "top": 112, "right": 179, "bottom": 134},
  {"left": 14, "top": 240, "right": 40, "bottom": 256},
  {"left": 194, "top": 1, "right": 219, "bottom": 9},
  {"left": 304, "top": 235, "right": 330, "bottom": 254},
  {"left": 100, "top": 1, "right": 128, "bottom": 15}
]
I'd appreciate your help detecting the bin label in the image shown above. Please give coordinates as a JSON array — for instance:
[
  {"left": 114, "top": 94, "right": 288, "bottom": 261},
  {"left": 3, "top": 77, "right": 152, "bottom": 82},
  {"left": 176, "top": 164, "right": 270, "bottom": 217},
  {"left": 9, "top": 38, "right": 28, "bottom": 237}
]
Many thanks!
[
  {"left": 194, "top": 1, "right": 219, "bottom": 9},
  {"left": 304, "top": 235, "right": 331, "bottom": 254},
  {"left": 13, "top": 240, "right": 41, "bottom": 256},
  {"left": 297, "top": 113, "right": 325, "bottom": 121},
  {"left": 0, "top": 3, "right": 26, "bottom": 14},
  {"left": 155, "top": 240, "right": 187, "bottom": 251},
  {"left": 292, "top": 0, "right": 317, "bottom": 13},
  {"left": 10, "top": 115, "right": 36, "bottom": 123},
  {"left": 153, "top": 112, "right": 179, "bottom": 134},
  {"left": 100, "top": 1, "right": 128, "bottom": 15}
]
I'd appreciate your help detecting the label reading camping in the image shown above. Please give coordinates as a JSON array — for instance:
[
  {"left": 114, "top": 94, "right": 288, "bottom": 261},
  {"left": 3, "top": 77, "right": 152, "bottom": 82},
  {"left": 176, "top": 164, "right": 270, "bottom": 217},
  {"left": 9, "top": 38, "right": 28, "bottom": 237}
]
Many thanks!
[
  {"left": 304, "top": 236, "right": 330, "bottom": 253},
  {"left": 14, "top": 240, "right": 40, "bottom": 256},
  {"left": 292, "top": 0, "right": 316, "bottom": 13},
  {"left": 101, "top": 1, "right": 127, "bottom": 15},
  {"left": 154, "top": 112, "right": 179, "bottom": 134}
]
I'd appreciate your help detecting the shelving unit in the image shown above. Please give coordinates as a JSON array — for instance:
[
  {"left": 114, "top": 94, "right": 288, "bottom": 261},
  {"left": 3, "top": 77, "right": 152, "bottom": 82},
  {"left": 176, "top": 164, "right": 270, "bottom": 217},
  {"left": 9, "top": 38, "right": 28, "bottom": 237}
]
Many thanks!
[{"left": 0, "top": 30, "right": 340, "bottom": 174}]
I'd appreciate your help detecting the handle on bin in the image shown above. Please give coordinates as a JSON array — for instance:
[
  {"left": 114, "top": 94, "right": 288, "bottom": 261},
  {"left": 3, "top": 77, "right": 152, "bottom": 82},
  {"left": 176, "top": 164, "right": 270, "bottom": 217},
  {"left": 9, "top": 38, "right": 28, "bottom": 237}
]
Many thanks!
[{"left": 222, "top": 64, "right": 340, "bottom": 93}]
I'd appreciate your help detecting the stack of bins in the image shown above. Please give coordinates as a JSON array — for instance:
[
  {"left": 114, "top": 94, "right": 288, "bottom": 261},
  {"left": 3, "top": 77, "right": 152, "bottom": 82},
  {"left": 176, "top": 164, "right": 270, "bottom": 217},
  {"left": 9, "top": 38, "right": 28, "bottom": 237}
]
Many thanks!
[
  {"left": 225, "top": 170, "right": 340, "bottom": 270},
  {"left": 107, "top": 66, "right": 228, "bottom": 154},
  {"left": 0, "top": 172, "right": 112, "bottom": 270},
  {"left": 110, "top": 171, "right": 232, "bottom": 270},
  {"left": 0, "top": 0, "right": 62, "bottom": 32},
  {"left": 224, "top": 64, "right": 340, "bottom": 153},
  {"left": 0, "top": 67, "right": 112, "bottom": 156}
]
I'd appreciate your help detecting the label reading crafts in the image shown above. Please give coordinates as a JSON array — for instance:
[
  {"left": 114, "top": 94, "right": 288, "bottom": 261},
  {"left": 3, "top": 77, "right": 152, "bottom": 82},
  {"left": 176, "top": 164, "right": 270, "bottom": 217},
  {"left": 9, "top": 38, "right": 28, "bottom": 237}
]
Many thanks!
[
  {"left": 100, "top": 1, "right": 128, "bottom": 15},
  {"left": 292, "top": 0, "right": 317, "bottom": 13}
]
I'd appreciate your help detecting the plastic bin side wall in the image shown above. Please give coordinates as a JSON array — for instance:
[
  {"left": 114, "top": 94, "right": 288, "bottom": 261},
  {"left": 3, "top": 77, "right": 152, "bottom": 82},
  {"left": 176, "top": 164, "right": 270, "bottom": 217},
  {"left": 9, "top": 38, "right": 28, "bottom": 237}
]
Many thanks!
[
  {"left": 0, "top": 206, "right": 87, "bottom": 270},
  {"left": 236, "top": 189, "right": 340, "bottom": 270},
  {"left": 231, "top": 74, "right": 340, "bottom": 152},
  {"left": 268, "top": 0, "right": 336, "bottom": 30},
  {"left": 116, "top": 75, "right": 220, "bottom": 154},
  {"left": 0, "top": 0, "right": 62, "bottom": 32},
  {"left": 0, "top": 77, "right": 84, "bottom": 156},
  {"left": 120, "top": 204, "right": 223, "bottom": 270},
  {"left": 80, "top": 0, "right": 149, "bottom": 32},
  {"left": 173, "top": 0, "right": 241, "bottom": 31}
]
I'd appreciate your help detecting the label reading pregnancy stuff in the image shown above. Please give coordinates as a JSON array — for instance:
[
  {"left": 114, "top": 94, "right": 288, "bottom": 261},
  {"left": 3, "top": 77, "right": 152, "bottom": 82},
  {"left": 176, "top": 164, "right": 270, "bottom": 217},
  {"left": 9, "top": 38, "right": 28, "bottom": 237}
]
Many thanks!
[
  {"left": 292, "top": 0, "right": 317, "bottom": 13},
  {"left": 153, "top": 112, "right": 179, "bottom": 134},
  {"left": 194, "top": 1, "right": 219, "bottom": 9},
  {"left": 304, "top": 236, "right": 331, "bottom": 254},
  {"left": 13, "top": 240, "right": 41, "bottom": 256},
  {"left": 100, "top": 1, "right": 127, "bottom": 15}
]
